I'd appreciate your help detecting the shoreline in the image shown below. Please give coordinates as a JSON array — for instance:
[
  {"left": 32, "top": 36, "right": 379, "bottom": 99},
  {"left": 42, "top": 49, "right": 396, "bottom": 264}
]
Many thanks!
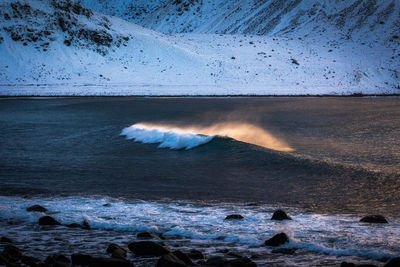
[
  {"left": 0, "top": 201, "right": 397, "bottom": 267},
  {"left": 0, "top": 94, "right": 399, "bottom": 98}
]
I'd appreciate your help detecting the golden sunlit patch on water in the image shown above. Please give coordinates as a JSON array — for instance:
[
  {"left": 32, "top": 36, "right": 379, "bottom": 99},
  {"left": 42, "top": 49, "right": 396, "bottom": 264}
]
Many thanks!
[{"left": 133, "top": 122, "right": 294, "bottom": 152}]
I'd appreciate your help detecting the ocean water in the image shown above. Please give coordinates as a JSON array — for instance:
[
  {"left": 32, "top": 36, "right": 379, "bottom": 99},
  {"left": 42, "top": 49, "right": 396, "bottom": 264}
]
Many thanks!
[{"left": 0, "top": 97, "right": 399, "bottom": 266}]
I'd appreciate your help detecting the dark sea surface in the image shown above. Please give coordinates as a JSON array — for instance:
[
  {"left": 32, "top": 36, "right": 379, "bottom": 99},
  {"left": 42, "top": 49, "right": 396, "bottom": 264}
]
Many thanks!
[{"left": 0, "top": 97, "right": 399, "bottom": 266}]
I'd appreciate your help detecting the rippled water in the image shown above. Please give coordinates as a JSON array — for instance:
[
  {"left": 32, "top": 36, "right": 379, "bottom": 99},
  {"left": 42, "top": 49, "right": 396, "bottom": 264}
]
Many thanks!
[
  {"left": 0, "top": 97, "right": 399, "bottom": 266},
  {"left": 0, "top": 196, "right": 398, "bottom": 266}
]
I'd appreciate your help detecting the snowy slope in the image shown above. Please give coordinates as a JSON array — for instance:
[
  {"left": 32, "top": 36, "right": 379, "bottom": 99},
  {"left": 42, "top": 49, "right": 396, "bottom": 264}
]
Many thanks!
[
  {"left": 81, "top": 0, "right": 400, "bottom": 41},
  {"left": 0, "top": 0, "right": 215, "bottom": 94},
  {"left": 0, "top": 0, "right": 399, "bottom": 95}
]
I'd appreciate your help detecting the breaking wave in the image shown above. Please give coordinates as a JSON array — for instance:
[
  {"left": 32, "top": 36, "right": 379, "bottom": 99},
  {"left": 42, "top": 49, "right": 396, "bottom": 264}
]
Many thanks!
[
  {"left": 120, "top": 123, "right": 214, "bottom": 150},
  {"left": 121, "top": 122, "right": 294, "bottom": 151}
]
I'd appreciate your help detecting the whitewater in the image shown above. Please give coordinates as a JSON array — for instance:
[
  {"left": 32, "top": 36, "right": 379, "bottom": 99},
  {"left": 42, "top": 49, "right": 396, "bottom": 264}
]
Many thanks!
[
  {"left": 0, "top": 195, "right": 398, "bottom": 266},
  {"left": 120, "top": 122, "right": 294, "bottom": 152}
]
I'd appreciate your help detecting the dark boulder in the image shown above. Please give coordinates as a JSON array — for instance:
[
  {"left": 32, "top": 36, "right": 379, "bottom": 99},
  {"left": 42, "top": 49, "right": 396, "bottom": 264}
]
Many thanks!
[
  {"left": 128, "top": 241, "right": 170, "bottom": 256},
  {"left": 66, "top": 221, "right": 90, "bottom": 229},
  {"left": 71, "top": 254, "right": 93, "bottom": 266},
  {"left": 224, "top": 214, "right": 244, "bottom": 220},
  {"left": 106, "top": 243, "right": 128, "bottom": 259},
  {"left": 137, "top": 232, "right": 157, "bottom": 239},
  {"left": 39, "top": 216, "right": 61, "bottom": 226},
  {"left": 27, "top": 205, "right": 47, "bottom": 212},
  {"left": 66, "top": 223, "right": 82, "bottom": 228},
  {"left": 0, "top": 236, "right": 12, "bottom": 243},
  {"left": 82, "top": 220, "right": 91, "bottom": 229},
  {"left": 172, "top": 251, "right": 193, "bottom": 266},
  {"left": 340, "top": 263, "right": 377, "bottom": 267},
  {"left": 188, "top": 249, "right": 206, "bottom": 260},
  {"left": 45, "top": 254, "right": 70, "bottom": 267},
  {"left": 21, "top": 255, "right": 41, "bottom": 266},
  {"left": 360, "top": 215, "right": 388, "bottom": 224},
  {"left": 226, "top": 257, "right": 257, "bottom": 267},
  {"left": 90, "top": 258, "right": 133, "bottom": 267},
  {"left": 3, "top": 245, "right": 23, "bottom": 261},
  {"left": 0, "top": 254, "right": 10, "bottom": 266},
  {"left": 384, "top": 257, "right": 400, "bottom": 267},
  {"left": 271, "top": 248, "right": 296, "bottom": 255},
  {"left": 136, "top": 232, "right": 156, "bottom": 239},
  {"left": 205, "top": 256, "right": 228, "bottom": 266},
  {"left": 271, "top": 210, "right": 292, "bottom": 221},
  {"left": 264, "top": 233, "right": 289, "bottom": 247},
  {"left": 156, "top": 253, "right": 187, "bottom": 267}
]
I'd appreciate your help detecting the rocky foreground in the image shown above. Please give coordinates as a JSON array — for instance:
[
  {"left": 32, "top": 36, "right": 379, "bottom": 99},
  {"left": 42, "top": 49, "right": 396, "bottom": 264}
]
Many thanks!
[{"left": 0, "top": 206, "right": 399, "bottom": 267}]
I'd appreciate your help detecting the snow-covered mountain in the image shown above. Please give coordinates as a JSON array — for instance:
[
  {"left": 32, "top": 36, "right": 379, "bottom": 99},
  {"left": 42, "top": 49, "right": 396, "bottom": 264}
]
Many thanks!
[
  {"left": 0, "top": 0, "right": 399, "bottom": 95},
  {"left": 81, "top": 0, "right": 399, "bottom": 40}
]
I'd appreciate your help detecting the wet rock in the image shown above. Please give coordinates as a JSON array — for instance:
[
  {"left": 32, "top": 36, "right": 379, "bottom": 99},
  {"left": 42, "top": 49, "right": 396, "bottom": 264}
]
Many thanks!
[
  {"left": 106, "top": 243, "right": 128, "bottom": 259},
  {"left": 224, "top": 214, "right": 244, "bottom": 220},
  {"left": 90, "top": 258, "right": 133, "bottom": 267},
  {"left": 271, "top": 209, "right": 292, "bottom": 221},
  {"left": 264, "top": 233, "right": 289, "bottom": 247},
  {"left": 39, "top": 216, "right": 61, "bottom": 225},
  {"left": 0, "top": 254, "right": 10, "bottom": 266},
  {"left": 197, "top": 259, "right": 206, "bottom": 265},
  {"left": 66, "top": 221, "right": 90, "bottom": 229},
  {"left": 271, "top": 248, "right": 296, "bottom": 255},
  {"left": 250, "top": 254, "right": 260, "bottom": 260},
  {"left": 22, "top": 255, "right": 41, "bottom": 266},
  {"left": 384, "top": 257, "right": 400, "bottom": 267},
  {"left": 71, "top": 254, "right": 93, "bottom": 266},
  {"left": 0, "top": 236, "right": 12, "bottom": 243},
  {"left": 103, "top": 203, "right": 111, "bottom": 207},
  {"left": 3, "top": 244, "right": 23, "bottom": 261},
  {"left": 156, "top": 253, "right": 187, "bottom": 267},
  {"left": 360, "top": 215, "right": 388, "bottom": 223},
  {"left": 340, "top": 263, "right": 377, "bottom": 267},
  {"left": 137, "top": 232, "right": 157, "bottom": 239},
  {"left": 188, "top": 249, "right": 206, "bottom": 260},
  {"left": 206, "top": 256, "right": 228, "bottom": 266},
  {"left": 172, "top": 251, "right": 193, "bottom": 266},
  {"left": 226, "top": 257, "right": 257, "bottom": 267},
  {"left": 128, "top": 241, "right": 170, "bottom": 256},
  {"left": 66, "top": 223, "right": 81, "bottom": 228},
  {"left": 82, "top": 220, "right": 91, "bottom": 229},
  {"left": 45, "top": 254, "right": 70, "bottom": 267}
]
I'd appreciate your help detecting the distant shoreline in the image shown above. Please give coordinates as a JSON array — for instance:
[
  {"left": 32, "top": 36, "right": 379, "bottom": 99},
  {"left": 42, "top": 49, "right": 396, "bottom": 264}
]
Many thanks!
[{"left": 0, "top": 94, "right": 399, "bottom": 98}]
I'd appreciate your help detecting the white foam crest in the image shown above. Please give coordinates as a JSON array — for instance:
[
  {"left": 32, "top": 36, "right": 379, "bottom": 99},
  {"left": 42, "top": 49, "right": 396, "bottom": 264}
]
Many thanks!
[
  {"left": 121, "top": 122, "right": 294, "bottom": 151},
  {"left": 120, "top": 123, "right": 214, "bottom": 150}
]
